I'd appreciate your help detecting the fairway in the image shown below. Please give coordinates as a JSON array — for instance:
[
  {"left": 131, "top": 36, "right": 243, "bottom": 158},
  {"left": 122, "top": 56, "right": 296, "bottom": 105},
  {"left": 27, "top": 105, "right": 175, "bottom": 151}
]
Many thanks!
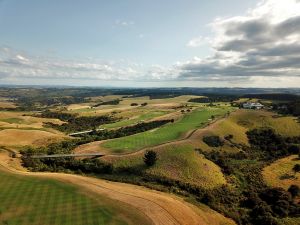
[
  {"left": 102, "top": 107, "right": 230, "bottom": 153},
  {"left": 0, "top": 169, "right": 150, "bottom": 225}
]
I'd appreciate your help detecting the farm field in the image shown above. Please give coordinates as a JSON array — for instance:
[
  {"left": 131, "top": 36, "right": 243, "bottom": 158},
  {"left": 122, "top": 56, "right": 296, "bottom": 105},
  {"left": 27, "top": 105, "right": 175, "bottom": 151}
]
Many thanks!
[
  {"left": 0, "top": 169, "right": 150, "bottom": 225},
  {"left": 101, "top": 106, "right": 231, "bottom": 153}
]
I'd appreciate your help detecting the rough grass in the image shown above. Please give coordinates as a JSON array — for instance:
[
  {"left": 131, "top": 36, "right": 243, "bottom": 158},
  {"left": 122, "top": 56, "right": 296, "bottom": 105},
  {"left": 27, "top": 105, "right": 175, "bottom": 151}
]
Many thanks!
[
  {"left": 102, "top": 107, "right": 231, "bottom": 153},
  {"left": 230, "top": 110, "right": 300, "bottom": 137},
  {"left": 108, "top": 144, "right": 226, "bottom": 189},
  {"left": 0, "top": 169, "right": 150, "bottom": 225},
  {"left": 278, "top": 217, "right": 300, "bottom": 225},
  {"left": 147, "top": 144, "right": 226, "bottom": 188},
  {"left": 262, "top": 155, "right": 300, "bottom": 190}
]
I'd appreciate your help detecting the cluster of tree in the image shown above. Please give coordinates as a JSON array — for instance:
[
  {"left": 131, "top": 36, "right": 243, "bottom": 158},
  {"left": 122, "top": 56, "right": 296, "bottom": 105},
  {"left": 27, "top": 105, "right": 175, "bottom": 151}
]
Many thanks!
[
  {"left": 242, "top": 93, "right": 300, "bottom": 102},
  {"left": 188, "top": 95, "right": 238, "bottom": 103},
  {"left": 197, "top": 149, "right": 300, "bottom": 224},
  {"left": 202, "top": 135, "right": 224, "bottom": 147},
  {"left": 38, "top": 110, "right": 77, "bottom": 121},
  {"left": 246, "top": 128, "right": 299, "bottom": 159},
  {"left": 272, "top": 101, "right": 300, "bottom": 117},
  {"left": 21, "top": 145, "right": 157, "bottom": 175},
  {"left": 92, "top": 99, "right": 120, "bottom": 107},
  {"left": 39, "top": 111, "right": 115, "bottom": 133}
]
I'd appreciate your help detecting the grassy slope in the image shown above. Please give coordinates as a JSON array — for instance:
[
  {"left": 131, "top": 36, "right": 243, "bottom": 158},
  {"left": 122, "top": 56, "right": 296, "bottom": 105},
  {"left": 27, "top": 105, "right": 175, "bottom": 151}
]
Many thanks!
[
  {"left": 262, "top": 155, "right": 300, "bottom": 225},
  {"left": 147, "top": 145, "right": 226, "bottom": 188},
  {"left": 196, "top": 110, "right": 300, "bottom": 153},
  {"left": 0, "top": 169, "right": 150, "bottom": 225},
  {"left": 262, "top": 155, "right": 300, "bottom": 189},
  {"left": 102, "top": 107, "right": 231, "bottom": 153},
  {"left": 107, "top": 144, "right": 226, "bottom": 189}
]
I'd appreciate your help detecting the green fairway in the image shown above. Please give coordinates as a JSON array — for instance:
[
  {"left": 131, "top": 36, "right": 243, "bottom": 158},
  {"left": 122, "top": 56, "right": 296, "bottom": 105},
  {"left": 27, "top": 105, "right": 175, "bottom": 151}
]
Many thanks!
[
  {"left": 102, "top": 107, "right": 231, "bottom": 153},
  {"left": 102, "top": 111, "right": 168, "bottom": 129},
  {"left": 0, "top": 170, "right": 149, "bottom": 225}
]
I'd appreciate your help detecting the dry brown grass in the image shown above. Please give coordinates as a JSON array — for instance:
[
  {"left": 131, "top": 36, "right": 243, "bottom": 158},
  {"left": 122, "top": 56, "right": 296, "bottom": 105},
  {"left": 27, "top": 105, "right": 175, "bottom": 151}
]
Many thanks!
[
  {"left": 0, "top": 129, "right": 67, "bottom": 147},
  {"left": 0, "top": 101, "right": 17, "bottom": 108}
]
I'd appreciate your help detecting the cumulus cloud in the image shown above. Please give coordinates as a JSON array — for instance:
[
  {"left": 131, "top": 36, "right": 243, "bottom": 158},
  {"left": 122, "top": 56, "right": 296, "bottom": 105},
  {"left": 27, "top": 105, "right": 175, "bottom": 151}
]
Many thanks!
[
  {"left": 186, "top": 36, "right": 210, "bottom": 47},
  {"left": 179, "top": 0, "right": 300, "bottom": 85}
]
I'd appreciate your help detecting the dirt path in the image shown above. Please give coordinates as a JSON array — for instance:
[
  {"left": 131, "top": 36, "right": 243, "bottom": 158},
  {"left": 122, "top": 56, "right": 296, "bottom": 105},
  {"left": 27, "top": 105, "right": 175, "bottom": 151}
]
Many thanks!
[{"left": 0, "top": 151, "right": 234, "bottom": 225}]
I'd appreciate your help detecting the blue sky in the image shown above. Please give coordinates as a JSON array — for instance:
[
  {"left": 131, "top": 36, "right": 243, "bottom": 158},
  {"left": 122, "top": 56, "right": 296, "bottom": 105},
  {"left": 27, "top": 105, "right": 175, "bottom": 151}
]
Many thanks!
[{"left": 0, "top": 0, "right": 300, "bottom": 87}]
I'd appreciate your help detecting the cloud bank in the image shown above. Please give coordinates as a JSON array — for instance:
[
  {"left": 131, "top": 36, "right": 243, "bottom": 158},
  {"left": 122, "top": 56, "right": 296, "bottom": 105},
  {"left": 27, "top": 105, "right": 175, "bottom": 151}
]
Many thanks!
[{"left": 180, "top": 0, "right": 300, "bottom": 85}]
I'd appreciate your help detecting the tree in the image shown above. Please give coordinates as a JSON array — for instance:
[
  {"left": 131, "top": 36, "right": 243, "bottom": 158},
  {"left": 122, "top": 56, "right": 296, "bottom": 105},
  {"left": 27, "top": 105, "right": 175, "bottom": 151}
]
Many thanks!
[
  {"left": 288, "top": 185, "right": 300, "bottom": 198},
  {"left": 143, "top": 150, "right": 157, "bottom": 166},
  {"left": 293, "top": 164, "right": 300, "bottom": 174}
]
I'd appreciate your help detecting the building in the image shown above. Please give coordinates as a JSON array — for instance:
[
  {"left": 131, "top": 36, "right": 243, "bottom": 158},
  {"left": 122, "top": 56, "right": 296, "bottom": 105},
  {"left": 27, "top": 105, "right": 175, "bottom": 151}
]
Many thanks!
[{"left": 242, "top": 102, "right": 264, "bottom": 109}]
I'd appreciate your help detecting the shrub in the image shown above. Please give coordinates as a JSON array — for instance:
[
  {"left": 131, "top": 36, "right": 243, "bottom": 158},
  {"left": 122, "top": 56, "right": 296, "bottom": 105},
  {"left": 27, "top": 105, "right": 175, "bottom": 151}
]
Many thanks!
[
  {"left": 143, "top": 150, "right": 157, "bottom": 166},
  {"left": 288, "top": 145, "right": 300, "bottom": 154},
  {"left": 224, "top": 134, "right": 233, "bottom": 141},
  {"left": 288, "top": 185, "right": 300, "bottom": 198},
  {"left": 203, "top": 136, "right": 224, "bottom": 147},
  {"left": 293, "top": 164, "right": 300, "bottom": 173}
]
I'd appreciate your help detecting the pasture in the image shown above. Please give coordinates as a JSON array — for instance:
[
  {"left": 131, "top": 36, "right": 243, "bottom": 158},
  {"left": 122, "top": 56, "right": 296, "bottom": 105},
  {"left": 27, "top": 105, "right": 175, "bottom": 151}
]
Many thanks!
[
  {"left": 101, "top": 106, "right": 231, "bottom": 153},
  {"left": 0, "top": 169, "right": 151, "bottom": 225}
]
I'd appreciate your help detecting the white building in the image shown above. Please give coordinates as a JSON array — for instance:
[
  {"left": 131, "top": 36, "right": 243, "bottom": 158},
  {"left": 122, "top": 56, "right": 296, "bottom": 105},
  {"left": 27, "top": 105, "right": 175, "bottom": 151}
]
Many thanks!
[{"left": 242, "top": 102, "right": 264, "bottom": 109}]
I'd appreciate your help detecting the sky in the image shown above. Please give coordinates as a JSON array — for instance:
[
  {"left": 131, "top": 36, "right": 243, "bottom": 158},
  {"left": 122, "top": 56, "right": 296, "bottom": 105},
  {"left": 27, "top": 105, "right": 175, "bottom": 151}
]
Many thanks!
[{"left": 0, "top": 0, "right": 300, "bottom": 87}]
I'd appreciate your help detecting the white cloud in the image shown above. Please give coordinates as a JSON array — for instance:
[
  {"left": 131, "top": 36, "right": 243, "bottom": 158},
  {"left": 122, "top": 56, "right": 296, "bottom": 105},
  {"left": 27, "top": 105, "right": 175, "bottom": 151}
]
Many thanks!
[
  {"left": 186, "top": 36, "right": 210, "bottom": 47},
  {"left": 115, "top": 20, "right": 135, "bottom": 27}
]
